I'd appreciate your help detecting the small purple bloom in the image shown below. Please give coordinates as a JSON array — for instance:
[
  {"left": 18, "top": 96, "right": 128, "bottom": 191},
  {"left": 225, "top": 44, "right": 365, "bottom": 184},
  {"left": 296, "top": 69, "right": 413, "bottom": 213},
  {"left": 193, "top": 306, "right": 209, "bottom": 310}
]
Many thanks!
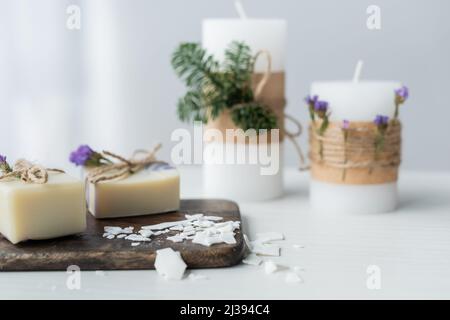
[
  {"left": 0, "top": 154, "right": 12, "bottom": 174},
  {"left": 306, "top": 95, "right": 321, "bottom": 121},
  {"left": 395, "top": 86, "right": 409, "bottom": 100},
  {"left": 305, "top": 95, "right": 319, "bottom": 105},
  {"left": 70, "top": 145, "right": 94, "bottom": 166},
  {"left": 314, "top": 100, "right": 328, "bottom": 112},
  {"left": 342, "top": 120, "right": 350, "bottom": 130},
  {"left": 374, "top": 115, "right": 389, "bottom": 126}
]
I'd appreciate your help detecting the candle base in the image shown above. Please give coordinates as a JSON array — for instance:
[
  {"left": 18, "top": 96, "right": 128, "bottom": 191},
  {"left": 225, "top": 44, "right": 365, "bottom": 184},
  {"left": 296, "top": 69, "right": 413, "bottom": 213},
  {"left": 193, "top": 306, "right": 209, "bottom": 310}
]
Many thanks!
[
  {"left": 202, "top": 142, "right": 284, "bottom": 201},
  {"left": 310, "top": 179, "right": 398, "bottom": 214}
]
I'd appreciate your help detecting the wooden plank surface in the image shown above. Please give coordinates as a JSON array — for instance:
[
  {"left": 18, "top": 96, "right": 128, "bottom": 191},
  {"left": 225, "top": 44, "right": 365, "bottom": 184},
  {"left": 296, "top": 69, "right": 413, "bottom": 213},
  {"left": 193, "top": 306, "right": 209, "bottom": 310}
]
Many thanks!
[{"left": 0, "top": 199, "right": 246, "bottom": 271}]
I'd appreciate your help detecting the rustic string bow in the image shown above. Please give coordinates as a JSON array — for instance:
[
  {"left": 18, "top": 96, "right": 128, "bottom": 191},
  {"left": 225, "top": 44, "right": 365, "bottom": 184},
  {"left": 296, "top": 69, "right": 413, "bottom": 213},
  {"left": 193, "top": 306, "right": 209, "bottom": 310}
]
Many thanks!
[
  {"left": 0, "top": 159, "right": 65, "bottom": 184},
  {"left": 87, "top": 144, "right": 164, "bottom": 184},
  {"left": 253, "top": 50, "right": 308, "bottom": 170}
]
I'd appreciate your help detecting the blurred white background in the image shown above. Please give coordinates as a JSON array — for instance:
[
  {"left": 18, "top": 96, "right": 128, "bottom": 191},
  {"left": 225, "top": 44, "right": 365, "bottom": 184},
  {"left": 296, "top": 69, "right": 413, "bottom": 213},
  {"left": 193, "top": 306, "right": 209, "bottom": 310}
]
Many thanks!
[{"left": 0, "top": 0, "right": 449, "bottom": 172}]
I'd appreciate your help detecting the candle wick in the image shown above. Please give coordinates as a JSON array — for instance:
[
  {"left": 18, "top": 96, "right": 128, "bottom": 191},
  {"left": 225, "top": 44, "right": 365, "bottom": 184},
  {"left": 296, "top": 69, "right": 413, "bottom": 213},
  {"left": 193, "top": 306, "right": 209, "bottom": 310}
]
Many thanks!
[
  {"left": 352, "top": 60, "right": 364, "bottom": 83},
  {"left": 234, "top": 0, "right": 248, "bottom": 19}
]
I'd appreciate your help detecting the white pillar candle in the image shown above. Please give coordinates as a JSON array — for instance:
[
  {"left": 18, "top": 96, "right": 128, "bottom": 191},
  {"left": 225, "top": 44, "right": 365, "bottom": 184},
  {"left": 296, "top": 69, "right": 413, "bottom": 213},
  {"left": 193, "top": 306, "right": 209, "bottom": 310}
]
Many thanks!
[
  {"left": 201, "top": 18, "right": 287, "bottom": 201},
  {"left": 82, "top": 1, "right": 155, "bottom": 156},
  {"left": 82, "top": 1, "right": 126, "bottom": 153},
  {"left": 203, "top": 142, "right": 284, "bottom": 201},
  {"left": 311, "top": 81, "right": 401, "bottom": 121},
  {"left": 202, "top": 19, "right": 286, "bottom": 72},
  {"left": 310, "top": 80, "right": 402, "bottom": 214}
]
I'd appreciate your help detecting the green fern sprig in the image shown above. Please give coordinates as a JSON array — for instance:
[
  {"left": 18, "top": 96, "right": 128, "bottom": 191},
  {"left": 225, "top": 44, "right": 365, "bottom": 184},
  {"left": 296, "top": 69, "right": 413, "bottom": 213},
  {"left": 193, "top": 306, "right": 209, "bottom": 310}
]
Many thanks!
[
  {"left": 231, "top": 102, "right": 277, "bottom": 131},
  {"left": 171, "top": 41, "right": 277, "bottom": 130},
  {"left": 171, "top": 43, "right": 221, "bottom": 89}
]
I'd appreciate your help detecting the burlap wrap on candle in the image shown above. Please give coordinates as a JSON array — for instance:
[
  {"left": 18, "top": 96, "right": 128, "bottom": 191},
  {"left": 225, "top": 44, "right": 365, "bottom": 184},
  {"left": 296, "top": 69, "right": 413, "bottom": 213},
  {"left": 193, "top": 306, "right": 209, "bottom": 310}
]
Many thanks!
[
  {"left": 205, "top": 72, "right": 285, "bottom": 144},
  {"left": 309, "top": 121, "right": 401, "bottom": 185}
]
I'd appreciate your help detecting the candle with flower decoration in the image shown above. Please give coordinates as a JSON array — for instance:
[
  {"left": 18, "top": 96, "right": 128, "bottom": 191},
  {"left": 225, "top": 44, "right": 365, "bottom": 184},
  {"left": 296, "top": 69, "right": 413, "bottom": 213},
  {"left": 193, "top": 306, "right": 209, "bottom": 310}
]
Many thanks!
[{"left": 307, "top": 77, "right": 409, "bottom": 214}]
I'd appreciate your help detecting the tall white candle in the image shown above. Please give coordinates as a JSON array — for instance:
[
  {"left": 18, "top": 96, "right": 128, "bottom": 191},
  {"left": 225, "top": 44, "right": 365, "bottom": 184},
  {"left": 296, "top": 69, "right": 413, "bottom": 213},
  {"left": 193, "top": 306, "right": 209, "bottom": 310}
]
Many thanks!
[
  {"left": 83, "top": 1, "right": 156, "bottom": 157},
  {"left": 202, "top": 19, "right": 286, "bottom": 72},
  {"left": 201, "top": 17, "right": 287, "bottom": 201},
  {"left": 310, "top": 80, "right": 403, "bottom": 214}
]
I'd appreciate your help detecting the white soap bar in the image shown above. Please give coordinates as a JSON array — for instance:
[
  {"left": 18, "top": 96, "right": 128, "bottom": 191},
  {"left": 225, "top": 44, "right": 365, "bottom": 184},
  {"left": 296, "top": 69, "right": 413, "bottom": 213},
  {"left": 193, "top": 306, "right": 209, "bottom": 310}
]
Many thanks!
[
  {"left": 87, "top": 163, "right": 180, "bottom": 218},
  {"left": 0, "top": 173, "right": 86, "bottom": 244}
]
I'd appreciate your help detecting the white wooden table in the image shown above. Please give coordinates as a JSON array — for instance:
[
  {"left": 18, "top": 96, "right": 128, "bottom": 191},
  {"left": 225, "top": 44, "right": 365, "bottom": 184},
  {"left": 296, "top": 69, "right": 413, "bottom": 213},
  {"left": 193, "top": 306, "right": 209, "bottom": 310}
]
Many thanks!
[{"left": 1, "top": 167, "right": 449, "bottom": 299}]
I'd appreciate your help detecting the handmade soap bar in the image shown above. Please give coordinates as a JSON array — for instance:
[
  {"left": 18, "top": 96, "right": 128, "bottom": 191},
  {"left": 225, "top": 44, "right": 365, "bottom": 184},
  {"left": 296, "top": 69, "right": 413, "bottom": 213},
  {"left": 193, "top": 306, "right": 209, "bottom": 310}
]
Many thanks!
[
  {"left": 0, "top": 173, "right": 86, "bottom": 244},
  {"left": 87, "top": 163, "right": 180, "bottom": 218}
]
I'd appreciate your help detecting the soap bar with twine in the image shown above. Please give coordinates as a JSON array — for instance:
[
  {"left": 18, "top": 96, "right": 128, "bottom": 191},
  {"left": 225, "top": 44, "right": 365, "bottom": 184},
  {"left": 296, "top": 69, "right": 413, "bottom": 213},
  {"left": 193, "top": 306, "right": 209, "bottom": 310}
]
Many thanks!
[
  {"left": 69, "top": 144, "right": 180, "bottom": 219},
  {"left": 0, "top": 155, "right": 86, "bottom": 244}
]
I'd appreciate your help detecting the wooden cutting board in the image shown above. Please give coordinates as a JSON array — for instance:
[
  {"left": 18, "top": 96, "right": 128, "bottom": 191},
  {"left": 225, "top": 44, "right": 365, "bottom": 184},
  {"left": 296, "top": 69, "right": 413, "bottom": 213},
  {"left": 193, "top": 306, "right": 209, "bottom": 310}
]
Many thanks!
[{"left": 0, "top": 199, "right": 246, "bottom": 271}]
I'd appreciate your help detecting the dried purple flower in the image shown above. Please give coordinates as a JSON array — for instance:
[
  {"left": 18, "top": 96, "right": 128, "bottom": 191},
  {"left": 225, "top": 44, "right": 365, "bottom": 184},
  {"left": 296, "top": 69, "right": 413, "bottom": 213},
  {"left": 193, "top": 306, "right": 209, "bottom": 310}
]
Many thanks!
[
  {"left": 374, "top": 115, "right": 389, "bottom": 126},
  {"left": 70, "top": 145, "right": 94, "bottom": 166},
  {"left": 395, "top": 86, "right": 409, "bottom": 101},
  {"left": 305, "top": 95, "right": 318, "bottom": 105},
  {"left": 374, "top": 115, "right": 390, "bottom": 158},
  {"left": 374, "top": 115, "right": 390, "bottom": 136},
  {"left": 70, "top": 145, "right": 113, "bottom": 167},
  {"left": 314, "top": 100, "right": 328, "bottom": 112},
  {"left": 394, "top": 85, "right": 409, "bottom": 120},
  {"left": 342, "top": 119, "right": 350, "bottom": 130},
  {"left": 0, "top": 154, "right": 12, "bottom": 174},
  {"left": 305, "top": 95, "right": 319, "bottom": 121},
  {"left": 314, "top": 100, "right": 329, "bottom": 121}
]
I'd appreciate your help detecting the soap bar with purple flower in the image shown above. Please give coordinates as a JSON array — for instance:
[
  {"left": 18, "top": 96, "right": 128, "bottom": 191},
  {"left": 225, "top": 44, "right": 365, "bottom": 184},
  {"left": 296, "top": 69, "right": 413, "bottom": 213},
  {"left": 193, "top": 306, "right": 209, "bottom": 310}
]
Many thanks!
[{"left": 70, "top": 145, "right": 180, "bottom": 219}]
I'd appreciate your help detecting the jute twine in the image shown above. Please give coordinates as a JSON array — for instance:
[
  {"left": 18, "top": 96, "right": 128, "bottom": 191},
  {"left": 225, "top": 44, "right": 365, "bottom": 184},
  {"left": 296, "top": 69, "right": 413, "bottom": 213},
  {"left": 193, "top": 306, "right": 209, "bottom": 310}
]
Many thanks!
[
  {"left": 309, "top": 121, "right": 402, "bottom": 184},
  {"left": 0, "top": 159, "right": 65, "bottom": 184},
  {"left": 87, "top": 144, "right": 164, "bottom": 184},
  {"left": 248, "top": 50, "right": 307, "bottom": 169}
]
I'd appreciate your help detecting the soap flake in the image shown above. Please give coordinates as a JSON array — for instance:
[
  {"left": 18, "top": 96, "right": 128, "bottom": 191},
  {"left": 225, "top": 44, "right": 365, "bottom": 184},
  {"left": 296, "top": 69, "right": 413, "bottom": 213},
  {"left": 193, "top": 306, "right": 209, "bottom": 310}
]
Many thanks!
[
  {"left": 251, "top": 243, "right": 281, "bottom": 257},
  {"left": 285, "top": 272, "right": 303, "bottom": 284},
  {"left": 255, "top": 232, "right": 284, "bottom": 243},
  {"left": 242, "top": 254, "right": 262, "bottom": 266},
  {"left": 264, "top": 260, "right": 278, "bottom": 274},
  {"left": 154, "top": 248, "right": 187, "bottom": 280},
  {"left": 188, "top": 273, "right": 209, "bottom": 281},
  {"left": 142, "top": 220, "right": 190, "bottom": 230}
]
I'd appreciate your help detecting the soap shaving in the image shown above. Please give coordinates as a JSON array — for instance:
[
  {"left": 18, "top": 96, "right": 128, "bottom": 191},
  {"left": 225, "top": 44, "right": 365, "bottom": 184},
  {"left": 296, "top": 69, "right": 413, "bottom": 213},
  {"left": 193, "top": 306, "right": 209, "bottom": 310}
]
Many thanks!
[
  {"left": 243, "top": 232, "right": 305, "bottom": 285},
  {"left": 264, "top": 260, "right": 278, "bottom": 274},
  {"left": 255, "top": 232, "right": 284, "bottom": 243},
  {"left": 188, "top": 273, "right": 209, "bottom": 281},
  {"left": 285, "top": 272, "right": 303, "bottom": 284},
  {"left": 242, "top": 253, "right": 262, "bottom": 266}
]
